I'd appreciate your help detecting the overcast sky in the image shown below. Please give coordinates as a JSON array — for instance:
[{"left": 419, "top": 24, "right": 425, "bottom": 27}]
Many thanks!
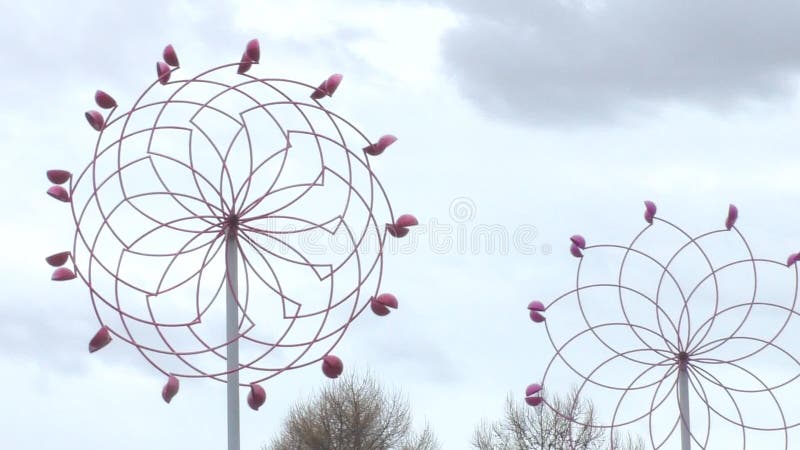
[{"left": 3, "top": 1, "right": 800, "bottom": 449}]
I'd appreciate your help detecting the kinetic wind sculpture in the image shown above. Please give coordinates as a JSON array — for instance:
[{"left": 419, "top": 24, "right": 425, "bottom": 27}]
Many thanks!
[
  {"left": 526, "top": 202, "right": 800, "bottom": 450},
  {"left": 45, "top": 40, "right": 416, "bottom": 449}
]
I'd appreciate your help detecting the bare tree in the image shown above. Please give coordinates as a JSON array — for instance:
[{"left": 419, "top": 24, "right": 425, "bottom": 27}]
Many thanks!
[
  {"left": 265, "top": 371, "right": 440, "bottom": 450},
  {"left": 472, "top": 388, "right": 645, "bottom": 450}
]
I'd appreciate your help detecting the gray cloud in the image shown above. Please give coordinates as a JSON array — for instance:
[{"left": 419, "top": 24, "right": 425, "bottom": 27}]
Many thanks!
[{"left": 433, "top": 0, "right": 800, "bottom": 125}]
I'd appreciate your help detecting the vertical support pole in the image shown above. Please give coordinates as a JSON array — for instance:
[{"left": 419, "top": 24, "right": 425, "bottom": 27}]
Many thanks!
[
  {"left": 678, "top": 364, "right": 691, "bottom": 450},
  {"left": 226, "top": 232, "right": 240, "bottom": 450}
]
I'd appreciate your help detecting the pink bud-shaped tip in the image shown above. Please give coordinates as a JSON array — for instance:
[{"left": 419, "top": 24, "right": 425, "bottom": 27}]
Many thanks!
[
  {"left": 525, "top": 384, "right": 543, "bottom": 406},
  {"left": 88, "top": 326, "right": 112, "bottom": 353},
  {"left": 787, "top": 253, "right": 799, "bottom": 267},
  {"left": 525, "top": 383, "right": 542, "bottom": 397},
  {"left": 45, "top": 251, "right": 71, "bottom": 267},
  {"left": 156, "top": 61, "right": 171, "bottom": 84},
  {"left": 51, "top": 267, "right": 76, "bottom": 281},
  {"left": 570, "top": 243, "right": 583, "bottom": 258},
  {"left": 94, "top": 90, "right": 117, "bottom": 109},
  {"left": 322, "top": 355, "right": 344, "bottom": 379},
  {"left": 370, "top": 293, "right": 398, "bottom": 316},
  {"left": 163, "top": 44, "right": 179, "bottom": 67},
  {"left": 247, "top": 383, "right": 266, "bottom": 410},
  {"left": 46, "top": 170, "right": 71, "bottom": 185},
  {"left": 644, "top": 200, "right": 657, "bottom": 224},
  {"left": 527, "top": 300, "right": 545, "bottom": 312},
  {"left": 238, "top": 53, "right": 253, "bottom": 75},
  {"left": 377, "top": 293, "right": 399, "bottom": 309},
  {"left": 525, "top": 396, "right": 544, "bottom": 407},
  {"left": 47, "top": 186, "right": 70, "bottom": 202},
  {"left": 395, "top": 214, "right": 418, "bottom": 228},
  {"left": 371, "top": 300, "right": 390, "bottom": 316},
  {"left": 162, "top": 375, "right": 179, "bottom": 403},
  {"left": 85, "top": 110, "right": 105, "bottom": 131},
  {"left": 570, "top": 235, "right": 586, "bottom": 249},
  {"left": 364, "top": 135, "right": 397, "bottom": 156},
  {"left": 725, "top": 204, "right": 738, "bottom": 230},
  {"left": 325, "top": 74, "right": 343, "bottom": 95},
  {"left": 246, "top": 39, "right": 260, "bottom": 63},
  {"left": 529, "top": 310, "right": 545, "bottom": 323},
  {"left": 311, "top": 73, "right": 344, "bottom": 99},
  {"left": 386, "top": 224, "right": 409, "bottom": 238}
]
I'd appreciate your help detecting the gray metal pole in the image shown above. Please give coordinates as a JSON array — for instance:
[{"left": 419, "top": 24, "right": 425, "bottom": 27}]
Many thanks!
[
  {"left": 678, "top": 365, "right": 691, "bottom": 450},
  {"left": 226, "top": 232, "right": 240, "bottom": 450}
]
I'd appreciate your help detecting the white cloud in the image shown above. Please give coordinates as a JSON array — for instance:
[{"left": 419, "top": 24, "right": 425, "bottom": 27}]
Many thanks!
[{"left": 233, "top": 0, "right": 459, "bottom": 86}]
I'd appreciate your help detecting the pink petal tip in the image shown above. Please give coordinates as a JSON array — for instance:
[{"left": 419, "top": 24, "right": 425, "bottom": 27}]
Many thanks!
[
  {"left": 162, "top": 375, "right": 179, "bottom": 403},
  {"left": 364, "top": 135, "right": 397, "bottom": 156},
  {"left": 525, "top": 383, "right": 542, "bottom": 396},
  {"left": 47, "top": 186, "right": 70, "bottom": 202},
  {"left": 88, "top": 326, "right": 112, "bottom": 353},
  {"left": 644, "top": 200, "right": 656, "bottom": 224},
  {"left": 94, "top": 90, "right": 117, "bottom": 109},
  {"left": 311, "top": 73, "right": 343, "bottom": 99},
  {"left": 395, "top": 214, "right": 418, "bottom": 228},
  {"left": 51, "top": 267, "right": 76, "bottom": 281},
  {"left": 156, "top": 61, "right": 171, "bottom": 84},
  {"left": 247, "top": 383, "right": 266, "bottom": 410},
  {"left": 525, "top": 383, "right": 543, "bottom": 406},
  {"left": 529, "top": 310, "right": 545, "bottom": 323},
  {"left": 569, "top": 235, "right": 586, "bottom": 249},
  {"left": 386, "top": 224, "right": 410, "bottom": 238},
  {"left": 787, "top": 253, "right": 799, "bottom": 267},
  {"left": 246, "top": 39, "right": 260, "bottom": 63},
  {"left": 525, "top": 396, "right": 544, "bottom": 407},
  {"left": 46, "top": 170, "right": 71, "bottom": 185},
  {"left": 725, "top": 204, "right": 738, "bottom": 230},
  {"left": 527, "top": 300, "right": 545, "bottom": 312},
  {"left": 570, "top": 243, "right": 583, "bottom": 258},
  {"left": 238, "top": 53, "right": 253, "bottom": 75},
  {"left": 322, "top": 355, "right": 344, "bottom": 379},
  {"left": 84, "top": 110, "right": 105, "bottom": 131},
  {"left": 163, "top": 44, "right": 179, "bottom": 67},
  {"left": 45, "top": 251, "right": 71, "bottom": 267},
  {"left": 371, "top": 293, "right": 398, "bottom": 316}
]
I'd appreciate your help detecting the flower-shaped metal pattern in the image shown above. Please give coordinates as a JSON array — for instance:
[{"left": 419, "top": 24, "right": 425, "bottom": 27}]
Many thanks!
[
  {"left": 527, "top": 202, "right": 800, "bottom": 449},
  {"left": 45, "top": 40, "right": 415, "bottom": 408}
]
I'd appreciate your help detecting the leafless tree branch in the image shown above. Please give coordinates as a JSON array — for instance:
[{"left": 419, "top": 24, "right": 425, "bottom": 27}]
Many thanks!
[
  {"left": 471, "top": 388, "right": 645, "bottom": 450},
  {"left": 264, "top": 371, "right": 439, "bottom": 450}
]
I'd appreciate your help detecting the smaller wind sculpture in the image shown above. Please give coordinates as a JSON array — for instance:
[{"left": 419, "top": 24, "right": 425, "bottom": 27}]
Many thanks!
[
  {"left": 45, "top": 40, "right": 416, "bottom": 450},
  {"left": 526, "top": 202, "right": 800, "bottom": 449}
]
